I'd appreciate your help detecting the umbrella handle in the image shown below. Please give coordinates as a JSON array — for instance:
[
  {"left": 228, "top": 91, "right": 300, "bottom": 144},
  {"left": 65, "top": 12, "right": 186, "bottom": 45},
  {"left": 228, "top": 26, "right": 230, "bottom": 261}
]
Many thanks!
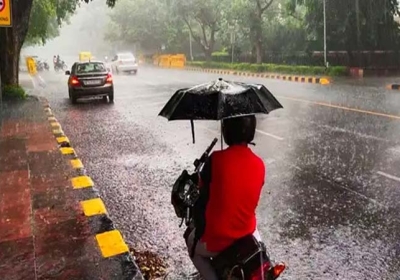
[{"left": 191, "top": 120, "right": 195, "bottom": 144}]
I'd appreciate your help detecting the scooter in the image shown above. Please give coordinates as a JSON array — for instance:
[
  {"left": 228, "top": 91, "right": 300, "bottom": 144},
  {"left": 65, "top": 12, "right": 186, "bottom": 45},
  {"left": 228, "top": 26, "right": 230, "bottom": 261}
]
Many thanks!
[
  {"left": 171, "top": 138, "right": 286, "bottom": 280},
  {"left": 36, "top": 60, "right": 50, "bottom": 71},
  {"left": 54, "top": 60, "right": 68, "bottom": 72}
]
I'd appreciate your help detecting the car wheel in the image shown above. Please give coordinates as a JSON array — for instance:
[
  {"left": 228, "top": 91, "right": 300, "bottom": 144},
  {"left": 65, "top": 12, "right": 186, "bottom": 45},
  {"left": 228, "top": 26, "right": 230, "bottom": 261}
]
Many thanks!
[
  {"left": 132, "top": 70, "right": 137, "bottom": 75},
  {"left": 108, "top": 90, "right": 114, "bottom": 103}
]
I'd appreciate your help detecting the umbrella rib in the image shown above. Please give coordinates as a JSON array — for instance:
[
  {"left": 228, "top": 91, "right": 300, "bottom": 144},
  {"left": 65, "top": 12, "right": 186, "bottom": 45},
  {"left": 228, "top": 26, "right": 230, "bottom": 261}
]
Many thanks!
[
  {"left": 217, "top": 91, "right": 223, "bottom": 120},
  {"left": 254, "top": 89, "right": 268, "bottom": 113}
]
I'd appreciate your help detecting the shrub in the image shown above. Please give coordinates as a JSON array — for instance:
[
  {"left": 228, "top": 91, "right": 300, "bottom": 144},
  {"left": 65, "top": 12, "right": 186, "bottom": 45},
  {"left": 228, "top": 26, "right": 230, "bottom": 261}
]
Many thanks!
[
  {"left": 3, "top": 84, "right": 27, "bottom": 100},
  {"left": 327, "top": 66, "right": 348, "bottom": 76},
  {"left": 186, "top": 61, "right": 348, "bottom": 76}
]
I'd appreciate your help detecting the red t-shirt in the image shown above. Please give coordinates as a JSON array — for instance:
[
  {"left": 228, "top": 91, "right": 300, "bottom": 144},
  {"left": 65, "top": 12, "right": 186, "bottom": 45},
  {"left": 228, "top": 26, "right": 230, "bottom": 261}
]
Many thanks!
[{"left": 200, "top": 145, "right": 265, "bottom": 252}]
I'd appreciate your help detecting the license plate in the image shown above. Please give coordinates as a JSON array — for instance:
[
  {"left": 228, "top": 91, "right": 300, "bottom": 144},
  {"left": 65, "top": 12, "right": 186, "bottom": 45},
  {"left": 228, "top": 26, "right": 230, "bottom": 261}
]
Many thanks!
[{"left": 85, "top": 80, "right": 101, "bottom": 85}]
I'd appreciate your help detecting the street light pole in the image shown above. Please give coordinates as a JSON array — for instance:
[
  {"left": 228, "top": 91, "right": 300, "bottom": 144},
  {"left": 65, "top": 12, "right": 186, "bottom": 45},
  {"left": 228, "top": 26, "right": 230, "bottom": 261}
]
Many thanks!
[
  {"left": 323, "top": 0, "right": 327, "bottom": 68},
  {"left": 189, "top": 32, "right": 194, "bottom": 61},
  {"left": 231, "top": 32, "right": 235, "bottom": 64}
]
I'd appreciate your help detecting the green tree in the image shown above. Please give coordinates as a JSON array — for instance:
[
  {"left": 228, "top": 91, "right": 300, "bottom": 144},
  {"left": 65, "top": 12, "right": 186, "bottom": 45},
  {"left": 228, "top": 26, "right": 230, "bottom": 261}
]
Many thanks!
[
  {"left": 287, "top": 0, "right": 400, "bottom": 65},
  {"left": 227, "top": 0, "right": 276, "bottom": 63},
  {"left": 0, "top": 0, "right": 116, "bottom": 99},
  {"left": 24, "top": 0, "right": 65, "bottom": 46},
  {"left": 106, "top": 0, "right": 172, "bottom": 53},
  {"left": 172, "top": 0, "right": 227, "bottom": 61}
]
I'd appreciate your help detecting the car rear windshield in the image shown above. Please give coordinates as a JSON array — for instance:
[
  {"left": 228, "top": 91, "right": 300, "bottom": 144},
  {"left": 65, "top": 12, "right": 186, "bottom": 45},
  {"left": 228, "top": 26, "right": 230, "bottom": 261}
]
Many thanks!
[
  {"left": 76, "top": 62, "right": 106, "bottom": 74},
  {"left": 118, "top": 54, "right": 135, "bottom": 60}
]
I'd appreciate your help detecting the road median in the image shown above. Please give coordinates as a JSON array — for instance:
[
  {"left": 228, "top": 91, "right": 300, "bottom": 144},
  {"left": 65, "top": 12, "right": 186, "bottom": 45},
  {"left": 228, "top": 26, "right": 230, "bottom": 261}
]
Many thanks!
[
  {"left": 185, "top": 66, "right": 331, "bottom": 85},
  {"left": 0, "top": 96, "right": 143, "bottom": 279}
]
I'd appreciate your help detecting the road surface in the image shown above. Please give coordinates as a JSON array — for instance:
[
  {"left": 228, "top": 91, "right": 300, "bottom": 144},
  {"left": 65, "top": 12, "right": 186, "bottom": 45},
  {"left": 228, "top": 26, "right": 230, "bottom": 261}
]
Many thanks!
[{"left": 34, "top": 66, "right": 400, "bottom": 279}]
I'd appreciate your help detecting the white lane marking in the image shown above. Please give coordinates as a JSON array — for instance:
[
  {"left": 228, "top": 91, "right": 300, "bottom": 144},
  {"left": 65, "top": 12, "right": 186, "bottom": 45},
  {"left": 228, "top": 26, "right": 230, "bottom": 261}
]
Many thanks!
[
  {"left": 141, "top": 101, "right": 167, "bottom": 107},
  {"left": 201, "top": 126, "right": 219, "bottom": 135},
  {"left": 388, "top": 146, "right": 400, "bottom": 154},
  {"left": 256, "top": 129, "right": 284, "bottom": 141},
  {"left": 199, "top": 125, "right": 284, "bottom": 141},
  {"left": 131, "top": 93, "right": 170, "bottom": 99},
  {"left": 377, "top": 171, "right": 400, "bottom": 183}
]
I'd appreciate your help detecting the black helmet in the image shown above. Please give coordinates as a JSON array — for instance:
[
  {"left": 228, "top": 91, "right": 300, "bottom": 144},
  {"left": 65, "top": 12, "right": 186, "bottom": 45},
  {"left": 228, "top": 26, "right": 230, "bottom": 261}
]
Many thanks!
[{"left": 222, "top": 115, "right": 256, "bottom": 146}]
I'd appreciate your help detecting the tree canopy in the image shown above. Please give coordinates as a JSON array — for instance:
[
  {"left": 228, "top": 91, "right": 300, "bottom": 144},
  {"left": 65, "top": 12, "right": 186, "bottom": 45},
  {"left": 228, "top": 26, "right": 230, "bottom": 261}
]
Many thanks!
[{"left": 106, "top": 0, "right": 400, "bottom": 65}]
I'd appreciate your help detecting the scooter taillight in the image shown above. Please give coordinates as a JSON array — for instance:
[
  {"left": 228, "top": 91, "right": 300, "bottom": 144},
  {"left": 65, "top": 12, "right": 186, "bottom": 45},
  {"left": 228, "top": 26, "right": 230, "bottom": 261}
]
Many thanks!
[
  {"left": 250, "top": 262, "right": 286, "bottom": 280},
  {"left": 271, "top": 263, "right": 286, "bottom": 279}
]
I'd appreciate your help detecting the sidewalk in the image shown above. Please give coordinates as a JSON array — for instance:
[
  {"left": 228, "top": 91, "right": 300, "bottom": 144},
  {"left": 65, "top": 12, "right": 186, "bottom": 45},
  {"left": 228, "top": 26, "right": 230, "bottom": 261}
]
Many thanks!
[{"left": 0, "top": 94, "right": 142, "bottom": 279}]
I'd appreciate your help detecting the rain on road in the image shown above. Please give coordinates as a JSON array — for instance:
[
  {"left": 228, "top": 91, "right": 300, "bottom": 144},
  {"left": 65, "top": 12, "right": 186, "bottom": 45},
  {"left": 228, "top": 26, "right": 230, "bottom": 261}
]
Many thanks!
[{"left": 35, "top": 66, "right": 400, "bottom": 279}]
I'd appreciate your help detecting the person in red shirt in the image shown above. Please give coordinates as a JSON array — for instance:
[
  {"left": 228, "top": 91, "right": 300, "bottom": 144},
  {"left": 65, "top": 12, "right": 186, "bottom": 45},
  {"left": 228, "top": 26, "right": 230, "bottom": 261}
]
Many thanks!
[{"left": 186, "top": 115, "right": 265, "bottom": 280}]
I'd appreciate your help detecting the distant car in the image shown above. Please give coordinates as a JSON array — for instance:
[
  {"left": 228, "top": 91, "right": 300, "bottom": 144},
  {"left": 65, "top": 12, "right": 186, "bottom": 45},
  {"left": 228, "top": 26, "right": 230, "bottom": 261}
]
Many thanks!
[
  {"left": 110, "top": 52, "right": 138, "bottom": 75},
  {"left": 65, "top": 61, "right": 114, "bottom": 104}
]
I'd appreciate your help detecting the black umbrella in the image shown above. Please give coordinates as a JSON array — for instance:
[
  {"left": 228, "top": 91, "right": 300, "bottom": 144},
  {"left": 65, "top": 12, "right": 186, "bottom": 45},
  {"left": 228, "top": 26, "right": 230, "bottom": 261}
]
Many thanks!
[{"left": 158, "top": 78, "right": 283, "bottom": 144}]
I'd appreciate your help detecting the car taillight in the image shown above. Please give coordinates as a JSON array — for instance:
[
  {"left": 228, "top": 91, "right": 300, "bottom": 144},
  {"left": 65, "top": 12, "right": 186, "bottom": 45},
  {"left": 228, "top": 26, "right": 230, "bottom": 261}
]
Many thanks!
[
  {"left": 106, "top": 73, "right": 113, "bottom": 84},
  {"left": 70, "top": 76, "right": 80, "bottom": 86}
]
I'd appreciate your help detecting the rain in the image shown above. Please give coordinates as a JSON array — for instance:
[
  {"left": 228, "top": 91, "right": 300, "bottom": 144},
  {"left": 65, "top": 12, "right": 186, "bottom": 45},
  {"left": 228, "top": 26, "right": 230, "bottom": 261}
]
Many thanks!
[{"left": 2, "top": 0, "right": 400, "bottom": 279}]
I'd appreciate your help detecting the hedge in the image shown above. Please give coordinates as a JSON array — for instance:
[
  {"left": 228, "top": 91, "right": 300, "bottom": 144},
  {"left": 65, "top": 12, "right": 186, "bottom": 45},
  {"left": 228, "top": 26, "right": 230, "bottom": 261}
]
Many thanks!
[{"left": 186, "top": 61, "right": 348, "bottom": 76}]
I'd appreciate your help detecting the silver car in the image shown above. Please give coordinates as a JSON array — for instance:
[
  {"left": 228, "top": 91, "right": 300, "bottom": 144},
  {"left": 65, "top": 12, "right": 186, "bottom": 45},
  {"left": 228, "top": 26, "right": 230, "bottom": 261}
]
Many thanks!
[{"left": 111, "top": 53, "right": 138, "bottom": 75}]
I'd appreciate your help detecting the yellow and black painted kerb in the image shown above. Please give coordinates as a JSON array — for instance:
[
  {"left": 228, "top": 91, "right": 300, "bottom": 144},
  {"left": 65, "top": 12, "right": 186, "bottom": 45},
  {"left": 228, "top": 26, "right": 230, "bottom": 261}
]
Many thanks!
[
  {"left": 387, "top": 84, "right": 400, "bottom": 90},
  {"left": 185, "top": 67, "right": 331, "bottom": 85},
  {"left": 43, "top": 100, "right": 143, "bottom": 279}
]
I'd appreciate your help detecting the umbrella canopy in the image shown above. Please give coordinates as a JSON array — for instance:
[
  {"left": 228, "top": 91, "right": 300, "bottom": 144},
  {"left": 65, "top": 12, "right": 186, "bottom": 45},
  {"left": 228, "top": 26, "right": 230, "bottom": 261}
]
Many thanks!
[{"left": 158, "top": 78, "right": 283, "bottom": 121}]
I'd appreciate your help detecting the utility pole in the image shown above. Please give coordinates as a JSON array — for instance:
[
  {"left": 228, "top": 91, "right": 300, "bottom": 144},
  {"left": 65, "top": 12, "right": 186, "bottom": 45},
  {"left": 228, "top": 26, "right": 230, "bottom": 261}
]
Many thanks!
[
  {"left": 231, "top": 31, "right": 235, "bottom": 64},
  {"left": 323, "top": 0, "right": 327, "bottom": 68},
  {"left": 355, "top": 0, "right": 361, "bottom": 67},
  {"left": 189, "top": 32, "right": 194, "bottom": 61}
]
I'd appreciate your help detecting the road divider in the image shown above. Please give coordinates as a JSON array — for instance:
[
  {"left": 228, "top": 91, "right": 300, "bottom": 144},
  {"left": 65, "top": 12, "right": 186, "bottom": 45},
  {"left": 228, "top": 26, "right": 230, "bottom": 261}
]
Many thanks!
[
  {"left": 43, "top": 101, "right": 143, "bottom": 278},
  {"left": 151, "top": 54, "right": 330, "bottom": 85},
  {"left": 153, "top": 54, "right": 186, "bottom": 68},
  {"left": 185, "top": 67, "right": 331, "bottom": 85}
]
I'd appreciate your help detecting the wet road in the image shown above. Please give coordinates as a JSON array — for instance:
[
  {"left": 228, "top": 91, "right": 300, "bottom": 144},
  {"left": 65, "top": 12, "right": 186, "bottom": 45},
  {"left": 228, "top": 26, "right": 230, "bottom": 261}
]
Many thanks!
[{"left": 35, "top": 66, "right": 400, "bottom": 279}]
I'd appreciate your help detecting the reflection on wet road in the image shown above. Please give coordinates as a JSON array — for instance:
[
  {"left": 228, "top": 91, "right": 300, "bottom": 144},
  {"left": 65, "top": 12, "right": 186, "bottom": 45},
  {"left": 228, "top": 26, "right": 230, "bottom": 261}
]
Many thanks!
[{"left": 37, "top": 66, "right": 400, "bottom": 279}]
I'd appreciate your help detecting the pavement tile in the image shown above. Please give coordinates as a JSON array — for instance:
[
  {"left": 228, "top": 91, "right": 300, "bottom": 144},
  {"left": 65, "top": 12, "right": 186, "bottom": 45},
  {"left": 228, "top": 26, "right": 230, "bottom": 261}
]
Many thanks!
[
  {"left": 0, "top": 139, "right": 28, "bottom": 172},
  {"left": 0, "top": 170, "right": 29, "bottom": 192},
  {"left": 32, "top": 187, "right": 67, "bottom": 210},
  {"left": 35, "top": 237, "right": 100, "bottom": 280},
  {"left": 27, "top": 130, "right": 57, "bottom": 152},
  {"left": 34, "top": 216, "right": 91, "bottom": 242},
  {"left": 28, "top": 151, "right": 74, "bottom": 186},
  {"left": 0, "top": 170, "right": 32, "bottom": 242},
  {"left": 0, "top": 237, "right": 35, "bottom": 280},
  {"left": 34, "top": 205, "right": 81, "bottom": 226},
  {"left": 0, "top": 121, "right": 28, "bottom": 137},
  {"left": 30, "top": 176, "right": 70, "bottom": 194},
  {"left": 0, "top": 215, "right": 32, "bottom": 243}
]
